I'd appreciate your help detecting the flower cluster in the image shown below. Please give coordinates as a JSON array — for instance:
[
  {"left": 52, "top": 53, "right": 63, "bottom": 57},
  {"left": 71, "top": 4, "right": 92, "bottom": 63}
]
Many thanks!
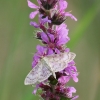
[{"left": 27, "top": 0, "right": 79, "bottom": 100}]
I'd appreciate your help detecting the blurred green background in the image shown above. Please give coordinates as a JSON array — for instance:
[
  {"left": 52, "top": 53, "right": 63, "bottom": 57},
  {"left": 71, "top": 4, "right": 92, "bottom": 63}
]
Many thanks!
[{"left": 0, "top": 0, "right": 100, "bottom": 100}]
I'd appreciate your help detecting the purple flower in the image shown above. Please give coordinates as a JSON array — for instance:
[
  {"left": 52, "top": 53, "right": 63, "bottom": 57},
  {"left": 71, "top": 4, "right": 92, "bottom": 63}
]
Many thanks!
[
  {"left": 41, "top": 32, "right": 55, "bottom": 44},
  {"left": 40, "top": 32, "right": 61, "bottom": 53},
  {"left": 27, "top": 0, "right": 59, "bottom": 19},
  {"left": 32, "top": 45, "right": 54, "bottom": 68},
  {"left": 65, "top": 61, "right": 79, "bottom": 82},
  {"left": 55, "top": 85, "right": 77, "bottom": 99},
  {"left": 58, "top": 0, "right": 77, "bottom": 21},
  {"left": 40, "top": 31, "right": 67, "bottom": 53},
  {"left": 51, "top": 0, "right": 77, "bottom": 24},
  {"left": 58, "top": 76, "right": 70, "bottom": 85},
  {"left": 35, "top": 23, "right": 70, "bottom": 53},
  {"left": 30, "top": 14, "right": 51, "bottom": 28},
  {"left": 56, "top": 23, "right": 70, "bottom": 45},
  {"left": 59, "top": 0, "right": 68, "bottom": 10},
  {"left": 27, "top": 0, "right": 40, "bottom": 19},
  {"left": 30, "top": 21, "right": 40, "bottom": 28},
  {"left": 66, "top": 87, "right": 76, "bottom": 98},
  {"left": 39, "top": 14, "right": 51, "bottom": 24},
  {"left": 58, "top": 61, "right": 78, "bottom": 84}
]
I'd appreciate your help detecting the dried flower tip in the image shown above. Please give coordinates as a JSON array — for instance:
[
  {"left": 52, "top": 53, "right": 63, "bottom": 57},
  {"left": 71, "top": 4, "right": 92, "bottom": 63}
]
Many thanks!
[
  {"left": 51, "top": 10, "right": 67, "bottom": 25},
  {"left": 40, "top": 0, "right": 58, "bottom": 10}
]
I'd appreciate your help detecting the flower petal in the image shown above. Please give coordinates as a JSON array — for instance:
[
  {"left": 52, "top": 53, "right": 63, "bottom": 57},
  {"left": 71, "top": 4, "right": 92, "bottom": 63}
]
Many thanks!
[
  {"left": 59, "top": 0, "right": 68, "bottom": 10},
  {"left": 73, "top": 75, "right": 78, "bottom": 82},
  {"left": 70, "top": 87, "right": 76, "bottom": 93},
  {"left": 65, "top": 48, "right": 70, "bottom": 52},
  {"left": 37, "top": 0, "right": 41, "bottom": 4},
  {"left": 32, "top": 61, "right": 38, "bottom": 68},
  {"left": 56, "top": 23, "right": 67, "bottom": 32},
  {"left": 36, "top": 45, "right": 47, "bottom": 56},
  {"left": 58, "top": 76, "right": 70, "bottom": 84},
  {"left": 30, "top": 21, "right": 40, "bottom": 28},
  {"left": 29, "top": 10, "right": 39, "bottom": 19},
  {"left": 41, "top": 32, "right": 49, "bottom": 43},
  {"left": 39, "top": 15, "right": 51, "bottom": 25},
  {"left": 47, "top": 48, "right": 54, "bottom": 55},
  {"left": 32, "top": 53, "right": 40, "bottom": 68},
  {"left": 71, "top": 95, "right": 79, "bottom": 100},
  {"left": 65, "top": 12, "right": 77, "bottom": 21},
  {"left": 57, "top": 36, "right": 70, "bottom": 45},
  {"left": 32, "top": 84, "right": 40, "bottom": 94},
  {"left": 55, "top": 48, "right": 60, "bottom": 54},
  {"left": 48, "top": 33, "right": 55, "bottom": 42},
  {"left": 27, "top": 0, "right": 38, "bottom": 9},
  {"left": 66, "top": 87, "right": 76, "bottom": 98}
]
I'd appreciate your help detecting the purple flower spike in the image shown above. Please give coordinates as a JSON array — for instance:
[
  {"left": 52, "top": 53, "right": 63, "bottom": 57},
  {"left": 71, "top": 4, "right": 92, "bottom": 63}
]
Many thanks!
[{"left": 26, "top": 0, "right": 79, "bottom": 99}]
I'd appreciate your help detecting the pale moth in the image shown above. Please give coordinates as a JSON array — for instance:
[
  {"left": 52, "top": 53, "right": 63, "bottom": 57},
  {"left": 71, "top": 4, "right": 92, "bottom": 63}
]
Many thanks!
[{"left": 24, "top": 52, "right": 76, "bottom": 85}]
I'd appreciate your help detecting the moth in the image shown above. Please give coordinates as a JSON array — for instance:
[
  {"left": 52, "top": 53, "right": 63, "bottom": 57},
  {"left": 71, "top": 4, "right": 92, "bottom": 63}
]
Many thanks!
[{"left": 24, "top": 52, "right": 76, "bottom": 85}]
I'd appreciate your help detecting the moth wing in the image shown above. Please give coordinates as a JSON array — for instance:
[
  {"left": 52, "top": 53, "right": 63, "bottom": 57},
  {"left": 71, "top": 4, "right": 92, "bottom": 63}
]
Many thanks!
[
  {"left": 24, "top": 62, "right": 42, "bottom": 85},
  {"left": 43, "top": 52, "right": 76, "bottom": 72},
  {"left": 67, "top": 52, "right": 76, "bottom": 62},
  {"left": 38, "top": 59, "right": 52, "bottom": 82}
]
